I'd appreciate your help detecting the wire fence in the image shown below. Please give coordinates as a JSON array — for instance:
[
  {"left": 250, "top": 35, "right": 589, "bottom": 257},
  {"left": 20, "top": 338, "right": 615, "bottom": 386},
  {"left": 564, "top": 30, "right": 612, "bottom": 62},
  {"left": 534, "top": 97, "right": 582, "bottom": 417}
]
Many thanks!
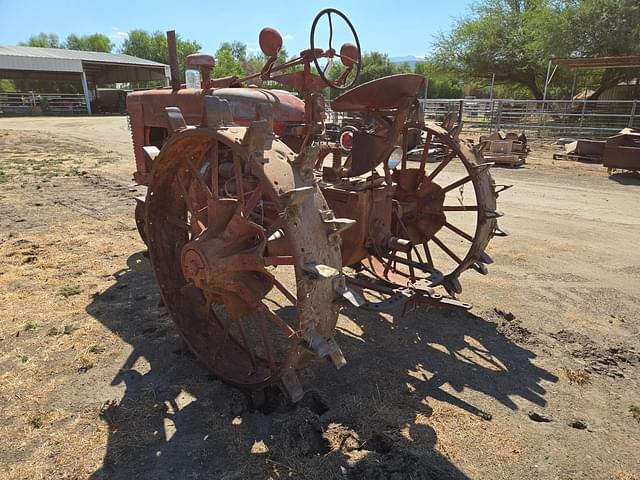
[
  {"left": 419, "top": 99, "right": 638, "bottom": 139},
  {"left": 0, "top": 92, "right": 88, "bottom": 115},
  {"left": 326, "top": 98, "right": 638, "bottom": 139},
  {"left": 2, "top": 90, "right": 637, "bottom": 141}
]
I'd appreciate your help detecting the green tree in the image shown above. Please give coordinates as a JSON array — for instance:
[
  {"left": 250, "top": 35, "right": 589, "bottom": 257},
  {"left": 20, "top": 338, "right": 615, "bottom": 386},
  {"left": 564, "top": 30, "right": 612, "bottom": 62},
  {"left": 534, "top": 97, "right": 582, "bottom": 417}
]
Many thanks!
[
  {"left": 213, "top": 41, "right": 246, "bottom": 78},
  {"left": 358, "top": 52, "right": 403, "bottom": 84},
  {"left": 211, "top": 40, "right": 290, "bottom": 80},
  {"left": 432, "top": 0, "right": 640, "bottom": 100},
  {"left": 19, "top": 33, "right": 61, "bottom": 48},
  {"left": 121, "top": 30, "right": 201, "bottom": 81},
  {"left": 64, "top": 33, "right": 113, "bottom": 52},
  {"left": 0, "top": 80, "right": 16, "bottom": 92},
  {"left": 565, "top": 0, "right": 640, "bottom": 99},
  {"left": 415, "top": 61, "right": 463, "bottom": 98}
]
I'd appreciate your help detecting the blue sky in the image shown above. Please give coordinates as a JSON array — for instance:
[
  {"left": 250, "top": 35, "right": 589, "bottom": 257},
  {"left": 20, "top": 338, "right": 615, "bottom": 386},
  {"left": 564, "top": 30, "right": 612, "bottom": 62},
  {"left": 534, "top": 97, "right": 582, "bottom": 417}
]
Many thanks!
[{"left": 0, "top": 0, "right": 474, "bottom": 58}]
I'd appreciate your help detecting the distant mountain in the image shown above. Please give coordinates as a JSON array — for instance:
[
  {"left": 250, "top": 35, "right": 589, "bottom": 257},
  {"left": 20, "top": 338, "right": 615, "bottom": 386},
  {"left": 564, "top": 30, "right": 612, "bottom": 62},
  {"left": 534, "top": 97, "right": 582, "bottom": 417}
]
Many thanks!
[{"left": 390, "top": 56, "right": 424, "bottom": 68}]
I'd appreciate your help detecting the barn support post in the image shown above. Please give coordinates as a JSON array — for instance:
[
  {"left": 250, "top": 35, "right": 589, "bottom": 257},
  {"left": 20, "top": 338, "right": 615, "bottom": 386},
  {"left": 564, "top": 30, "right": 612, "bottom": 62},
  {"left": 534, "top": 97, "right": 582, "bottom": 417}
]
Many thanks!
[{"left": 81, "top": 71, "right": 92, "bottom": 115}]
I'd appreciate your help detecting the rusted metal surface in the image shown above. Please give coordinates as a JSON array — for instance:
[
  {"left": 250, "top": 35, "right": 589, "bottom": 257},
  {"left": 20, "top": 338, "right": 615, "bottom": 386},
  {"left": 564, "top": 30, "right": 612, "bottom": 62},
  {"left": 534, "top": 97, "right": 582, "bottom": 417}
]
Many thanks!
[
  {"left": 603, "top": 129, "right": 640, "bottom": 172},
  {"left": 166, "top": 30, "right": 180, "bottom": 92},
  {"left": 331, "top": 74, "right": 425, "bottom": 112},
  {"left": 126, "top": 9, "right": 504, "bottom": 399}
]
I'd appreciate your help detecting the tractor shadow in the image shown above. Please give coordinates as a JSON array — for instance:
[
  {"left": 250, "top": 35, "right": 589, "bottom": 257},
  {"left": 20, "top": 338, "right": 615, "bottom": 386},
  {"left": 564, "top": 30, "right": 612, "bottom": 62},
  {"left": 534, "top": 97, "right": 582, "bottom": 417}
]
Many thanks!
[
  {"left": 86, "top": 252, "right": 555, "bottom": 479},
  {"left": 329, "top": 301, "right": 557, "bottom": 418},
  {"left": 608, "top": 171, "right": 640, "bottom": 185}
]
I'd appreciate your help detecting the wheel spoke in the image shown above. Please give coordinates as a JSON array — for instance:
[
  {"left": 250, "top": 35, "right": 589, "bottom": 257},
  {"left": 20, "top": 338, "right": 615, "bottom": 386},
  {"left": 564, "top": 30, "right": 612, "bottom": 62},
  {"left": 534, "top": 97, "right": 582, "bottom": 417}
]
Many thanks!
[
  {"left": 212, "top": 317, "right": 233, "bottom": 364},
  {"left": 444, "top": 221, "right": 474, "bottom": 242},
  {"left": 392, "top": 208, "right": 425, "bottom": 264},
  {"left": 383, "top": 249, "right": 397, "bottom": 277},
  {"left": 427, "top": 150, "right": 454, "bottom": 180},
  {"left": 431, "top": 235, "right": 463, "bottom": 265},
  {"left": 439, "top": 174, "right": 473, "bottom": 195},
  {"left": 207, "top": 299, "right": 259, "bottom": 371},
  {"left": 423, "top": 239, "right": 435, "bottom": 267},
  {"left": 269, "top": 274, "right": 298, "bottom": 305},
  {"left": 237, "top": 319, "right": 257, "bottom": 372},
  {"left": 176, "top": 176, "right": 193, "bottom": 212},
  {"left": 258, "top": 313, "right": 277, "bottom": 374},
  {"left": 419, "top": 132, "right": 433, "bottom": 172},
  {"left": 265, "top": 256, "right": 295, "bottom": 266},
  {"left": 423, "top": 205, "right": 479, "bottom": 213},
  {"left": 242, "top": 184, "right": 263, "bottom": 217},
  {"left": 185, "top": 158, "right": 213, "bottom": 199},
  {"left": 441, "top": 204, "right": 479, "bottom": 212},
  {"left": 401, "top": 126, "right": 409, "bottom": 170},
  {"left": 233, "top": 152, "right": 245, "bottom": 207},
  {"left": 407, "top": 250, "right": 416, "bottom": 282},
  {"left": 261, "top": 304, "right": 296, "bottom": 337}
]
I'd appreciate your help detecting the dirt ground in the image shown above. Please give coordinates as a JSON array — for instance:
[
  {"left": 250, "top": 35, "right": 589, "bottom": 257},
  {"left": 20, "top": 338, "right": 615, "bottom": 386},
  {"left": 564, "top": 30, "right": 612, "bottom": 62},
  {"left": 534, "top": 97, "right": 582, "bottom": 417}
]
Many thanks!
[{"left": 0, "top": 116, "right": 639, "bottom": 480}]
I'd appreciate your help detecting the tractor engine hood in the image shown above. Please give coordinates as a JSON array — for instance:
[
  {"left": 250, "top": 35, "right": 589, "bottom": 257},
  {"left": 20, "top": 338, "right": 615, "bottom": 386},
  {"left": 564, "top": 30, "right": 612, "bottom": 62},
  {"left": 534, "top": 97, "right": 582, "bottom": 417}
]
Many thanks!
[{"left": 211, "top": 87, "right": 305, "bottom": 129}]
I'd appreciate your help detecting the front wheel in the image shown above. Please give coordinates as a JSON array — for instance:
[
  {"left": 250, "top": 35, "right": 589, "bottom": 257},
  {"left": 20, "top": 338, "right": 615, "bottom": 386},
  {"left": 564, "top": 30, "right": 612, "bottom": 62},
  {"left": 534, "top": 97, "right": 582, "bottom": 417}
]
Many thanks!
[{"left": 145, "top": 126, "right": 345, "bottom": 399}]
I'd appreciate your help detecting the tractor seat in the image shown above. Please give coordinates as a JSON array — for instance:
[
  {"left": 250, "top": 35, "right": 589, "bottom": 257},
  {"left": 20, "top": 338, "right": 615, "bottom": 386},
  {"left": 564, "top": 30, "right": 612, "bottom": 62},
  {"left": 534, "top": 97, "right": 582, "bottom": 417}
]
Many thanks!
[{"left": 330, "top": 74, "right": 425, "bottom": 112}]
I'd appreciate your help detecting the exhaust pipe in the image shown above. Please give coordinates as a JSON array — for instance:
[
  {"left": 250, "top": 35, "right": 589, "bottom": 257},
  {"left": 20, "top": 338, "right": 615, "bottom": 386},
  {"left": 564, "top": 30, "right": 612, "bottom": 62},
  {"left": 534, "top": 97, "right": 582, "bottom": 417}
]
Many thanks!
[{"left": 166, "top": 30, "right": 181, "bottom": 91}]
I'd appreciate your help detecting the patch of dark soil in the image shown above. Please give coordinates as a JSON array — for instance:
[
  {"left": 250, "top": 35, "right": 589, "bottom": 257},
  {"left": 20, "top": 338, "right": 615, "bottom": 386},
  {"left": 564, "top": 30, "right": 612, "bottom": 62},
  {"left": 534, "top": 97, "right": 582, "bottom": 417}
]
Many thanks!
[
  {"left": 299, "top": 389, "right": 330, "bottom": 416},
  {"left": 493, "top": 308, "right": 515, "bottom": 321},
  {"left": 489, "top": 308, "right": 534, "bottom": 344},
  {"left": 497, "top": 320, "right": 533, "bottom": 344},
  {"left": 571, "top": 344, "right": 640, "bottom": 378},
  {"left": 250, "top": 385, "right": 290, "bottom": 414},
  {"left": 528, "top": 411, "right": 552, "bottom": 423},
  {"left": 348, "top": 451, "right": 453, "bottom": 480},
  {"left": 361, "top": 432, "right": 394, "bottom": 454},
  {"left": 550, "top": 329, "right": 592, "bottom": 345},
  {"left": 269, "top": 407, "right": 329, "bottom": 457},
  {"left": 568, "top": 419, "right": 588, "bottom": 430}
]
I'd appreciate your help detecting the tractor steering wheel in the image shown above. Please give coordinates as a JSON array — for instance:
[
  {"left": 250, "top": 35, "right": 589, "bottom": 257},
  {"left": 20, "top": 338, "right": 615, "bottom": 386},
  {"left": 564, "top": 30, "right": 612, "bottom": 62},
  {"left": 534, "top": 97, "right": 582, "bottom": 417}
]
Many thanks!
[{"left": 310, "top": 8, "right": 361, "bottom": 90}]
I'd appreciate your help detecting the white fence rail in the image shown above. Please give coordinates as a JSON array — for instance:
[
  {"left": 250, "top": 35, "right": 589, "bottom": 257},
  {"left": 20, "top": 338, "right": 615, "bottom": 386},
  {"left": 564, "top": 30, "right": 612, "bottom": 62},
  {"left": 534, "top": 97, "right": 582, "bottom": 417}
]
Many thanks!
[{"left": 0, "top": 92, "right": 88, "bottom": 115}]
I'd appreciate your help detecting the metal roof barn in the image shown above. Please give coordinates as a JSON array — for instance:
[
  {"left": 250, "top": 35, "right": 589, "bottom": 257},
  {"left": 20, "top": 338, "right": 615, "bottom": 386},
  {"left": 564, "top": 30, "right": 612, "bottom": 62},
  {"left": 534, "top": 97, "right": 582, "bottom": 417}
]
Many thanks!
[{"left": 0, "top": 46, "right": 170, "bottom": 114}]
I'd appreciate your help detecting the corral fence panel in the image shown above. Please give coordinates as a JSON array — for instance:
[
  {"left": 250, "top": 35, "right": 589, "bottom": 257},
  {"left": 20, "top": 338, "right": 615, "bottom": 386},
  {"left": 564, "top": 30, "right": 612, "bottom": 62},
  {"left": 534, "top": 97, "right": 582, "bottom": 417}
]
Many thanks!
[
  {"left": 420, "top": 99, "right": 638, "bottom": 139},
  {"left": 0, "top": 92, "right": 88, "bottom": 115},
  {"left": 2, "top": 90, "right": 637, "bottom": 140},
  {"left": 326, "top": 98, "right": 637, "bottom": 139}
]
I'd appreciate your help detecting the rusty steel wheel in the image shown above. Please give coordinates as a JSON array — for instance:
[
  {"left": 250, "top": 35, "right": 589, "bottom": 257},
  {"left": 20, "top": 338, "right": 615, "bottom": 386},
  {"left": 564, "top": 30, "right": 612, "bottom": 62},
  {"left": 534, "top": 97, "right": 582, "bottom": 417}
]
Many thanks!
[
  {"left": 145, "top": 127, "right": 344, "bottom": 399},
  {"left": 134, "top": 198, "right": 147, "bottom": 245},
  {"left": 365, "top": 124, "right": 501, "bottom": 297}
]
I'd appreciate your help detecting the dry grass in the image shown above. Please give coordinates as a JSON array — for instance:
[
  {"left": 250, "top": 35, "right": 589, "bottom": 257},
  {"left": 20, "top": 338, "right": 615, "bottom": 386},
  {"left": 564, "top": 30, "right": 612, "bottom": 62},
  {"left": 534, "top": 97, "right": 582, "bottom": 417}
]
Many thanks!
[
  {"left": 2, "top": 121, "right": 640, "bottom": 479},
  {"left": 0, "top": 130, "right": 133, "bottom": 478},
  {"left": 563, "top": 367, "right": 591, "bottom": 386}
]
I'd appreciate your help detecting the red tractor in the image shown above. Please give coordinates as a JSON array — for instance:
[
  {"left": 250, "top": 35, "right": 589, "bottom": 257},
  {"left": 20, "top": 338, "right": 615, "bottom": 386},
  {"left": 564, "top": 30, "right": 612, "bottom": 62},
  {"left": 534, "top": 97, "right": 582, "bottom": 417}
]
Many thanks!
[{"left": 127, "top": 9, "right": 506, "bottom": 400}]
